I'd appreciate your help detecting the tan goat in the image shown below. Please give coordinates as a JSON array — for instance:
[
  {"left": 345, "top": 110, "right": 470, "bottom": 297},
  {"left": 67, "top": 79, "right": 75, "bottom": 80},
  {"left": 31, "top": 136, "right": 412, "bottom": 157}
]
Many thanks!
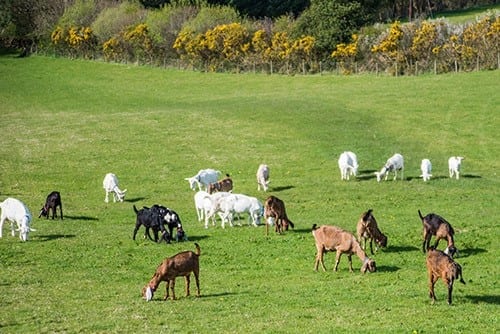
[
  {"left": 418, "top": 210, "right": 457, "bottom": 258},
  {"left": 426, "top": 247, "right": 465, "bottom": 305},
  {"left": 312, "top": 224, "right": 376, "bottom": 273},
  {"left": 356, "top": 209, "right": 387, "bottom": 255},
  {"left": 142, "top": 243, "right": 201, "bottom": 301},
  {"left": 208, "top": 174, "right": 233, "bottom": 194},
  {"left": 264, "top": 196, "right": 294, "bottom": 235}
]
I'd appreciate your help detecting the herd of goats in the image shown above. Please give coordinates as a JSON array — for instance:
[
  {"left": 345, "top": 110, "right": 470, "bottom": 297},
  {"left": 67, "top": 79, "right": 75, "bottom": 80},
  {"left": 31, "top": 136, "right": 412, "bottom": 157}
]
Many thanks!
[{"left": 0, "top": 152, "right": 467, "bottom": 305}]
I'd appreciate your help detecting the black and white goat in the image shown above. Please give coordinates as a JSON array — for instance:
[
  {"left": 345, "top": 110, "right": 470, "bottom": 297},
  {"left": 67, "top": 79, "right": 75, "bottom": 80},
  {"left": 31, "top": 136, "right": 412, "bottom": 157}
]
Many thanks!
[
  {"left": 39, "top": 191, "right": 63, "bottom": 220},
  {"left": 133, "top": 205, "right": 182, "bottom": 244}
]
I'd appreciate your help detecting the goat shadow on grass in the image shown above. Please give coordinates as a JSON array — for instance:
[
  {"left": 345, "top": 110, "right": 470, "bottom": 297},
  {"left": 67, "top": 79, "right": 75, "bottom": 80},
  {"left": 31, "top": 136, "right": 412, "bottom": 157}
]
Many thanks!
[
  {"left": 375, "top": 265, "right": 400, "bottom": 273},
  {"left": 63, "top": 215, "right": 99, "bottom": 221},
  {"left": 33, "top": 234, "right": 76, "bottom": 242},
  {"left": 383, "top": 245, "right": 420, "bottom": 253},
  {"left": 462, "top": 174, "right": 481, "bottom": 179},
  {"left": 465, "top": 295, "right": 500, "bottom": 305},
  {"left": 124, "top": 197, "right": 147, "bottom": 203},
  {"left": 355, "top": 170, "right": 377, "bottom": 181},
  {"left": 291, "top": 228, "right": 315, "bottom": 234},
  {"left": 270, "top": 185, "right": 294, "bottom": 192},
  {"left": 456, "top": 247, "right": 487, "bottom": 258}
]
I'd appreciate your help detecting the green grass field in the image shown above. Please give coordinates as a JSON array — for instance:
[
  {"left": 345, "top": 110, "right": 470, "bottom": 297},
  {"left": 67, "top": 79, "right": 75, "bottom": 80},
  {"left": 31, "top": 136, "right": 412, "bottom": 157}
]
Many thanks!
[{"left": 0, "top": 55, "right": 499, "bottom": 333}]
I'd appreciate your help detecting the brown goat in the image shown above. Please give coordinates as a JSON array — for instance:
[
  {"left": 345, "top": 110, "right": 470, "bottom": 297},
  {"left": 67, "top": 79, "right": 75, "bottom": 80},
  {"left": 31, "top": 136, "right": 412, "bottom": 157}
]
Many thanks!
[
  {"left": 208, "top": 174, "right": 233, "bottom": 194},
  {"left": 312, "top": 224, "right": 376, "bottom": 273},
  {"left": 356, "top": 209, "right": 387, "bottom": 255},
  {"left": 418, "top": 210, "right": 457, "bottom": 257},
  {"left": 142, "top": 243, "right": 201, "bottom": 301},
  {"left": 426, "top": 247, "right": 465, "bottom": 305},
  {"left": 264, "top": 196, "right": 294, "bottom": 235}
]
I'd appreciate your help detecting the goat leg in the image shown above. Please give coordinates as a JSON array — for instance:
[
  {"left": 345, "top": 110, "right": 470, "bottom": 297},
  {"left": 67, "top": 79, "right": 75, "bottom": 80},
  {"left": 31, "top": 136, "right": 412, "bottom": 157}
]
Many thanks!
[
  {"left": 347, "top": 254, "right": 354, "bottom": 273},
  {"left": 185, "top": 275, "right": 191, "bottom": 297}
]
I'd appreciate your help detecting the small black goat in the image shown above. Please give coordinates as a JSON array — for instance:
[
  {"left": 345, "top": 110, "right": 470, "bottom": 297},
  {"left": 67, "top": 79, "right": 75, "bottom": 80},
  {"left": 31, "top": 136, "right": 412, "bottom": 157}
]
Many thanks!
[
  {"left": 133, "top": 205, "right": 183, "bottom": 244},
  {"left": 39, "top": 191, "right": 63, "bottom": 220}
]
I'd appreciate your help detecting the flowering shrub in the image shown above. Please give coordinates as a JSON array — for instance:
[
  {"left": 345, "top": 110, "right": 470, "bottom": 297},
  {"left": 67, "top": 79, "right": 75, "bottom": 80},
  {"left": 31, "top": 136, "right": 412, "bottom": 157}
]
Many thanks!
[
  {"left": 332, "top": 34, "right": 358, "bottom": 74},
  {"left": 51, "top": 26, "right": 96, "bottom": 58}
]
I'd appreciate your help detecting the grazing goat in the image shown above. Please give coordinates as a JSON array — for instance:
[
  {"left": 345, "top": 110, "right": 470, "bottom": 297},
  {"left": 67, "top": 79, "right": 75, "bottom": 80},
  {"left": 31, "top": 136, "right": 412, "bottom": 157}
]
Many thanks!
[
  {"left": 264, "top": 196, "right": 294, "bottom": 235},
  {"left": 426, "top": 247, "right": 465, "bottom": 305},
  {"left": 356, "top": 209, "right": 387, "bottom": 255},
  {"left": 103, "top": 173, "right": 127, "bottom": 203},
  {"left": 256, "top": 164, "right": 270, "bottom": 191},
  {"left": 312, "top": 224, "right": 376, "bottom": 273},
  {"left": 142, "top": 243, "right": 201, "bottom": 301},
  {"left": 448, "top": 156, "right": 464, "bottom": 179},
  {"left": 420, "top": 159, "right": 432, "bottom": 182},
  {"left": 0, "top": 198, "right": 34, "bottom": 242},
  {"left": 217, "top": 193, "right": 263, "bottom": 228},
  {"left": 338, "top": 151, "right": 358, "bottom": 180},
  {"left": 375, "top": 153, "right": 404, "bottom": 182},
  {"left": 208, "top": 174, "right": 233, "bottom": 194},
  {"left": 194, "top": 190, "right": 210, "bottom": 222},
  {"left": 133, "top": 205, "right": 171, "bottom": 243},
  {"left": 39, "top": 191, "right": 63, "bottom": 220},
  {"left": 418, "top": 210, "right": 457, "bottom": 258},
  {"left": 185, "top": 169, "right": 221, "bottom": 192},
  {"left": 203, "top": 191, "right": 232, "bottom": 228}
]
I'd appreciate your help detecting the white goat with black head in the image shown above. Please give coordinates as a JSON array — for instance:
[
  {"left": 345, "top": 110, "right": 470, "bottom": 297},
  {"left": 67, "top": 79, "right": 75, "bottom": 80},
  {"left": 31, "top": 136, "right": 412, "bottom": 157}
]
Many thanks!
[{"left": 375, "top": 153, "right": 404, "bottom": 182}]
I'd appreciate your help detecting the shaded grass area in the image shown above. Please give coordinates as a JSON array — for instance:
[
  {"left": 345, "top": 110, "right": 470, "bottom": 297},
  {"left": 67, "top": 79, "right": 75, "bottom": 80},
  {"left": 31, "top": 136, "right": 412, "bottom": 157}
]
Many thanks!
[{"left": 0, "top": 55, "right": 499, "bottom": 333}]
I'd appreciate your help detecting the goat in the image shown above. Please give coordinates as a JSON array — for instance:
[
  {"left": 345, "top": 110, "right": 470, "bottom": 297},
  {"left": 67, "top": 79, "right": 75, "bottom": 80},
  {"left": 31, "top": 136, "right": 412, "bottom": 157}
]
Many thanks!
[
  {"left": 374, "top": 153, "right": 404, "bottom": 182},
  {"left": 338, "top": 151, "right": 358, "bottom": 180},
  {"left": 185, "top": 169, "right": 221, "bottom": 192},
  {"left": 103, "top": 173, "right": 127, "bottom": 203},
  {"left": 203, "top": 192, "right": 232, "bottom": 228},
  {"left": 163, "top": 207, "right": 183, "bottom": 242},
  {"left": 312, "top": 224, "right": 376, "bottom": 273},
  {"left": 420, "top": 159, "right": 432, "bottom": 182},
  {"left": 217, "top": 193, "right": 263, "bottom": 228},
  {"left": 426, "top": 247, "right": 465, "bottom": 305},
  {"left": 448, "top": 156, "right": 464, "bottom": 179},
  {"left": 0, "top": 197, "right": 35, "bottom": 242},
  {"left": 356, "top": 209, "right": 387, "bottom": 255},
  {"left": 264, "top": 195, "right": 294, "bottom": 235},
  {"left": 208, "top": 174, "right": 233, "bottom": 194},
  {"left": 142, "top": 243, "right": 201, "bottom": 301},
  {"left": 418, "top": 210, "right": 457, "bottom": 258},
  {"left": 256, "top": 164, "right": 270, "bottom": 191},
  {"left": 132, "top": 205, "right": 171, "bottom": 243},
  {"left": 39, "top": 191, "right": 63, "bottom": 220}
]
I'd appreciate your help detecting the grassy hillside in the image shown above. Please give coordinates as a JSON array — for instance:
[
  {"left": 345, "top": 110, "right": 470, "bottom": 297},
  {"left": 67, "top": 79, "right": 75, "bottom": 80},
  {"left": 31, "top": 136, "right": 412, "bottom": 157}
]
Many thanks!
[{"left": 0, "top": 55, "right": 498, "bottom": 333}]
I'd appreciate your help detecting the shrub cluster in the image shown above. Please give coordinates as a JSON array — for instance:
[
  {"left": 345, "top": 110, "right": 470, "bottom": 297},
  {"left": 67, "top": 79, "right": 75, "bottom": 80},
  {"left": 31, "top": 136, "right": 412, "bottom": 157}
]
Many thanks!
[{"left": 46, "top": 2, "right": 499, "bottom": 75}]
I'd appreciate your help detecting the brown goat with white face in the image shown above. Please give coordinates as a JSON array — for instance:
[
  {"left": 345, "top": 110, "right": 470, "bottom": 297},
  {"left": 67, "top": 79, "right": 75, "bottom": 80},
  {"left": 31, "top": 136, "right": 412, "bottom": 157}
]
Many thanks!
[
  {"left": 356, "top": 209, "right": 387, "bottom": 255},
  {"left": 312, "top": 224, "right": 376, "bottom": 273},
  {"left": 426, "top": 247, "right": 465, "bottom": 305},
  {"left": 142, "top": 243, "right": 201, "bottom": 301},
  {"left": 418, "top": 210, "right": 457, "bottom": 258}
]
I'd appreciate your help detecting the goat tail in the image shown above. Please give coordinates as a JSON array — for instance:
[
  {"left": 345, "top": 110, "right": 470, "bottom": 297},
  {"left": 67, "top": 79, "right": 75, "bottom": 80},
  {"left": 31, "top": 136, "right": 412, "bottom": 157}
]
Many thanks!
[
  {"left": 418, "top": 209, "right": 424, "bottom": 221},
  {"left": 194, "top": 243, "right": 201, "bottom": 256},
  {"left": 312, "top": 224, "right": 318, "bottom": 231},
  {"left": 133, "top": 205, "right": 139, "bottom": 214},
  {"left": 287, "top": 219, "right": 295, "bottom": 229}
]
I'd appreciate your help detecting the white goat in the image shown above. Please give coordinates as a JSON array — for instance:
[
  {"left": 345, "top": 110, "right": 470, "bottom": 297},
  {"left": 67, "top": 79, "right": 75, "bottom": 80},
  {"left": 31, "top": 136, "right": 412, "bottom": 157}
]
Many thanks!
[
  {"left": 256, "top": 164, "right": 270, "bottom": 191},
  {"left": 193, "top": 190, "right": 210, "bottom": 222},
  {"left": 217, "top": 193, "right": 263, "bottom": 228},
  {"left": 185, "top": 169, "right": 221, "bottom": 191},
  {"left": 448, "top": 156, "right": 464, "bottom": 179},
  {"left": 338, "top": 151, "right": 358, "bottom": 180},
  {"left": 203, "top": 192, "right": 232, "bottom": 228},
  {"left": 0, "top": 198, "right": 34, "bottom": 242},
  {"left": 375, "top": 153, "right": 404, "bottom": 182},
  {"left": 103, "top": 173, "right": 127, "bottom": 203},
  {"left": 420, "top": 159, "right": 432, "bottom": 182}
]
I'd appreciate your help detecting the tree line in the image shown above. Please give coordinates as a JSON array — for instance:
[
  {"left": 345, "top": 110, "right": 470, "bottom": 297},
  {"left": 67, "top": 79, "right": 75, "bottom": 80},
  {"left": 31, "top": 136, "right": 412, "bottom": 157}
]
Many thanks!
[{"left": 1, "top": 0, "right": 498, "bottom": 75}]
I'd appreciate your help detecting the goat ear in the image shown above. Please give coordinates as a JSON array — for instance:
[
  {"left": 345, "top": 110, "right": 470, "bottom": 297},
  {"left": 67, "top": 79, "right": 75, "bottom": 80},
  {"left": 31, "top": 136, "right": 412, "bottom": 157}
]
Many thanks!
[{"left": 145, "top": 287, "right": 153, "bottom": 301}]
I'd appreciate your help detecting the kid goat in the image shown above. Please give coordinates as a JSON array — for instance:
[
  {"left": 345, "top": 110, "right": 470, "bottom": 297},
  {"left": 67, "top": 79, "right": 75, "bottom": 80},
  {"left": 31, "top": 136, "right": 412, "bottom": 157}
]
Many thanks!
[
  {"left": 375, "top": 153, "right": 404, "bottom": 182},
  {"left": 420, "top": 159, "right": 432, "bottom": 182},
  {"left": 312, "top": 224, "right": 376, "bottom": 273},
  {"left": 356, "top": 209, "right": 387, "bottom": 254},
  {"left": 264, "top": 195, "right": 294, "bottom": 235},
  {"left": 0, "top": 197, "right": 35, "bottom": 242},
  {"left": 256, "top": 164, "right": 270, "bottom": 191},
  {"left": 448, "top": 156, "right": 464, "bottom": 179},
  {"left": 39, "top": 191, "right": 63, "bottom": 220},
  {"left": 103, "top": 173, "right": 127, "bottom": 203},
  {"left": 338, "top": 151, "right": 358, "bottom": 180},
  {"left": 185, "top": 169, "right": 221, "bottom": 192}
]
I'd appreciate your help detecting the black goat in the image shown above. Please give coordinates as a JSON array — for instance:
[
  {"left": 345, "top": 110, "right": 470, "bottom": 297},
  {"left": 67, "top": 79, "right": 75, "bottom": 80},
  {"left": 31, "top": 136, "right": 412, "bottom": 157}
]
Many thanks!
[
  {"left": 39, "top": 191, "right": 63, "bottom": 220},
  {"left": 133, "top": 205, "right": 170, "bottom": 243}
]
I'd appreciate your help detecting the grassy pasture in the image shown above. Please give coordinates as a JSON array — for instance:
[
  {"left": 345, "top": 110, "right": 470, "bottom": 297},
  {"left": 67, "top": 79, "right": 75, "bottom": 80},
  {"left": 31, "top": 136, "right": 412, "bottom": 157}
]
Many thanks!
[{"left": 0, "top": 55, "right": 499, "bottom": 333}]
